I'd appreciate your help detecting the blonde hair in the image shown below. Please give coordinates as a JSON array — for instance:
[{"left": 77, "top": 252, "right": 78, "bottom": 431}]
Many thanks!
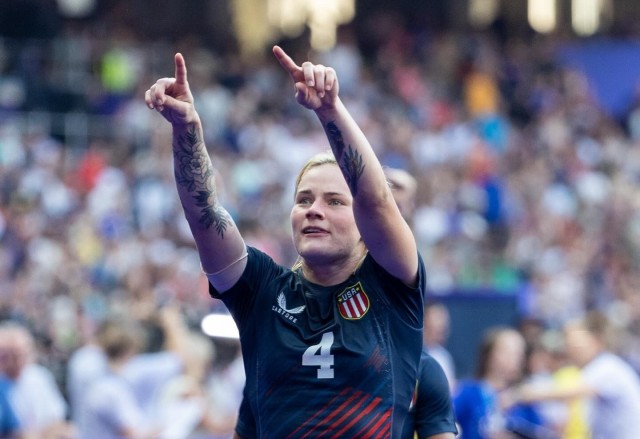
[{"left": 293, "top": 151, "right": 337, "bottom": 200}]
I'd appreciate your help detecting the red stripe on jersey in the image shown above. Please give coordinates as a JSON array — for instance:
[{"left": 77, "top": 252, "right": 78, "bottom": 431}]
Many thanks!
[
  {"left": 284, "top": 388, "right": 389, "bottom": 438},
  {"left": 331, "top": 396, "right": 382, "bottom": 437},
  {"left": 286, "top": 387, "right": 353, "bottom": 439},
  {"left": 329, "top": 392, "right": 368, "bottom": 427},
  {"left": 359, "top": 409, "right": 391, "bottom": 439},
  {"left": 301, "top": 391, "right": 368, "bottom": 438},
  {"left": 348, "top": 403, "right": 390, "bottom": 439}
]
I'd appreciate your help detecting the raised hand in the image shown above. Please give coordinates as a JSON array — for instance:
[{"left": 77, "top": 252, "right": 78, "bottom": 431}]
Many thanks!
[
  {"left": 144, "top": 53, "right": 199, "bottom": 126},
  {"left": 272, "top": 45, "right": 339, "bottom": 111}
]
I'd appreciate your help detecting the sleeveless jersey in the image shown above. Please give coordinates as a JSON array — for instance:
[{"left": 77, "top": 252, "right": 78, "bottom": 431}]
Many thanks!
[{"left": 210, "top": 246, "right": 425, "bottom": 438}]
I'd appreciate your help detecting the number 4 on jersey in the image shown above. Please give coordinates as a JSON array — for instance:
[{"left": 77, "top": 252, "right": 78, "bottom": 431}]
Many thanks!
[{"left": 302, "top": 331, "right": 334, "bottom": 379}]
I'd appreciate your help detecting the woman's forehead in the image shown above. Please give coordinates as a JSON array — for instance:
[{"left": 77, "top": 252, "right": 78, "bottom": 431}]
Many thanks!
[{"left": 297, "top": 164, "right": 349, "bottom": 194}]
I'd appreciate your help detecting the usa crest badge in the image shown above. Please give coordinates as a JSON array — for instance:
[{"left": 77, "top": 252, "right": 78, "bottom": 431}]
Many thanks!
[{"left": 337, "top": 282, "right": 370, "bottom": 320}]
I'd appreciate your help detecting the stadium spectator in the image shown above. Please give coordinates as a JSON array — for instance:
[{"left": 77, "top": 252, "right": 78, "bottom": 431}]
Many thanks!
[
  {"left": 511, "top": 311, "right": 640, "bottom": 439},
  {"left": 0, "top": 322, "right": 74, "bottom": 439},
  {"left": 78, "top": 316, "right": 156, "bottom": 439},
  {"left": 423, "top": 302, "right": 457, "bottom": 391},
  {"left": 0, "top": 373, "right": 21, "bottom": 438},
  {"left": 453, "top": 326, "right": 553, "bottom": 439},
  {"left": 69, "top": 305, "right": 192, "bottom": 436}
]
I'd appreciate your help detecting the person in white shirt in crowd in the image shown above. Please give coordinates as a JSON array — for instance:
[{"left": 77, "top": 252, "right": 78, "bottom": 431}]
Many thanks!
[
  {"left": 79, "top": 316, "right": 156, "bottom": 439},
  {"left": 205, "top": 340, "right": 245, "bottom": 438},
  {"left": 0, "top": 322, "right": 74, "bottom": 439},
  {"left": 510, "top": 310, "right": 640, "bottom": 439},
  {"left": 153, "top": 330, "right": 240, "bottom": 439},
  {"left": 66, "top": 323, "right": 109, "bottom": 428},
  {"left": 423, "top": 302, "right": 457, "bottom": 391},
  {"left": 121, "top": 305, "right": 191, "bottom": 419},
  {"left": 69, "top": 304, "right": 192, "bottom": 436}
]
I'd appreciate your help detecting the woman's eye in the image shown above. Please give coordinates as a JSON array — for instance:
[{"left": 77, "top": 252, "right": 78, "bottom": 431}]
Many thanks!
[
  {"left": 329, "top": 199, "right": 343, "bottom": 206},
  {"left": 298, "top": 198, "right": 312, "bottom": 205}
]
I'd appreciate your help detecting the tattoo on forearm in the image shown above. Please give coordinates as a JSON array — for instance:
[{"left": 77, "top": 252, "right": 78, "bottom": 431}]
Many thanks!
[
  {"left": 193, "top": 191, "right": 229, "bottom": 236},
  {"left": 325, "top": 122, "right": 346, "bottom": 158},
  {"left": 341, "top": 146, "right": 365, "bottom": 195},
  {"left": 325, "top": 121, "right": 365, "bottom": 195},
  {"left": 173, "top": 127, "right": 229, "bottom": 237}
]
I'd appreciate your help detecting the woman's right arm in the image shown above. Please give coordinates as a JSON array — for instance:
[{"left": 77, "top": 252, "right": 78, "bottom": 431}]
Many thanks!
[{"left": 145, "top": 54, "right": 246, "bottom": 282}]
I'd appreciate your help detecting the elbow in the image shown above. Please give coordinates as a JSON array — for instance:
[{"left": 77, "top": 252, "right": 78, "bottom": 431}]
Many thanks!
[{"left": 355, "top": 183, "right": 395, "bottom": 212}]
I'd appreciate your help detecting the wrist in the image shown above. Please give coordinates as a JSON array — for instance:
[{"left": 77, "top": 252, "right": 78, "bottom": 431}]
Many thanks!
[
  {"left": 314, "top": 98, "right": 344, "bottom": 122},
  {"left": 173, "top": 112, "right": 202, "bottom": 130}
]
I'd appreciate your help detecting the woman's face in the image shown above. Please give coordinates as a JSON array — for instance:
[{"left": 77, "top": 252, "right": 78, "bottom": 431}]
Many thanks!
[{"left": 291, "top": 163, "right": 362, "bottom": 266}]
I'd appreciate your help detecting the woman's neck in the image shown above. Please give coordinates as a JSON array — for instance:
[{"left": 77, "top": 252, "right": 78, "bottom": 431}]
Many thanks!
[{"left": 301, "top": 251, "right": 367, "bottom": 286}]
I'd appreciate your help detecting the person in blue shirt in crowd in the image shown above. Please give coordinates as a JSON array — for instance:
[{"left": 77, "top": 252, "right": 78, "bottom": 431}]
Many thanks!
[
  {"left": 454, "top": 326, "right": 554, "bottom": 439},
  {"left": 0, "top": 375, "right": 20, "bottom": 438}
]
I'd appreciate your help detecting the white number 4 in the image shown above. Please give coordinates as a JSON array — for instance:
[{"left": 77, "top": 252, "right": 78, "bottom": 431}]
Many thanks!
[{"left": 302, "top": 331, "right": 335, "bottom": 379}]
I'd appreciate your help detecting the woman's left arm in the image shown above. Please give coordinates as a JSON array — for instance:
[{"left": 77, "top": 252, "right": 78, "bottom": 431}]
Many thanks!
[{"left": 273, "top": 46, "right": 418, "bottom": 286}]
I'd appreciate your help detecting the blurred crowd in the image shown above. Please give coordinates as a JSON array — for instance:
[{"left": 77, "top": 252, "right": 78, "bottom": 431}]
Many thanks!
[{"left": 2, "top": 4, "right": 640, "bottom": 438}]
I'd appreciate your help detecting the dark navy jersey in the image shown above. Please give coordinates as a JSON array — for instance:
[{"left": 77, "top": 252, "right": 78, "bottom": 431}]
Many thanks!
[
  {"left": 401, "top": 351, "right": 458, "bottom": 439},
  {"left": 210, "top": 246, "right": 425, "bottom": 439}
]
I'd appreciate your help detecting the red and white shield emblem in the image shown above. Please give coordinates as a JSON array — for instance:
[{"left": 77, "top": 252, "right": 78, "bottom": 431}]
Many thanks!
[{"left": 337, "top": 282, "right": 370, "bottom": 320}]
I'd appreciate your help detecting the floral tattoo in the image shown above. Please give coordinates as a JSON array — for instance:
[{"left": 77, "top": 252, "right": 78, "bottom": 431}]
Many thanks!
[
  {"left": 325, "top": 121, "right": 364, "bottom": 195},
  {"left": 174, "top": 127, "right": 229, "bottom": 236}
]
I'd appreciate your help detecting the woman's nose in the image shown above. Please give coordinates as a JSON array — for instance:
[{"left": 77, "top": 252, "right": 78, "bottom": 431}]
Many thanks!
[{"left": 305, "top": 200, "right": 325, "bottom": 218}]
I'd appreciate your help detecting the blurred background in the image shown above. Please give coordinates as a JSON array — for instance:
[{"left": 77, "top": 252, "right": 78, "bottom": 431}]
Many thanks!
[{"left": 2, "top": 0, "right": 640, "bottom": 437}]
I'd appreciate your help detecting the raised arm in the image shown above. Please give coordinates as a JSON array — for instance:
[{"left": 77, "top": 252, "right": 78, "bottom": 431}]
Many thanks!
[
  {"left": 511, "top": 379, "right": 597, "bottom": 404},
  {"left": 145, "top": 54, "right": 246, "bottom": 287},
  {"left": 273, "top": 46, "right": 418, "bottom": 285}
]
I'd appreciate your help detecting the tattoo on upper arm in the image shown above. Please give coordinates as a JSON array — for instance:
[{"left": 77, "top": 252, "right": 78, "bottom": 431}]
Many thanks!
[
  {"left": 173, "top": 126, "right": 229, "bottom": 237},
  {"left": 325, "top": 122, "right": 365, "bottom": 195}
]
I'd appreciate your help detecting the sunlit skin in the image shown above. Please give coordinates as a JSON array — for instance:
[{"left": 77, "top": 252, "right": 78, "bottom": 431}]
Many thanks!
[{"left": 291, "top": 163, "right": 366, "bottom": 283}]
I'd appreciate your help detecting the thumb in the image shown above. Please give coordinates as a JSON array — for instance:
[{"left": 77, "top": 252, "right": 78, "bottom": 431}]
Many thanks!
[{"left": 294, "top": 82, "right": 311, "bottom": 104}]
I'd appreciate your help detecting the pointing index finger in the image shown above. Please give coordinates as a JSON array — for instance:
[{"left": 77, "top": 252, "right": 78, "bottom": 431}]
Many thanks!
[
  {"left": 272, "top": 45, "right": 302, "bottom": 80},
  {"left": 174, "top": 53, "right": 187, "bottom": 85}
]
